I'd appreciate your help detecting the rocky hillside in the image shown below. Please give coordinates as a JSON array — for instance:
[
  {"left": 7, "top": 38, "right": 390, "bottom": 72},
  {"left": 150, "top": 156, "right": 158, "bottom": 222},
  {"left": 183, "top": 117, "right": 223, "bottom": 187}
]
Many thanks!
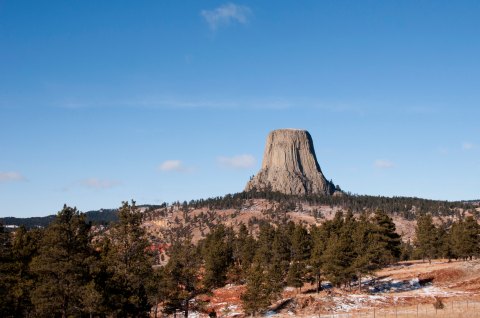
[{"left": 143, "top": 191, "right": 478, "bottom": 245}]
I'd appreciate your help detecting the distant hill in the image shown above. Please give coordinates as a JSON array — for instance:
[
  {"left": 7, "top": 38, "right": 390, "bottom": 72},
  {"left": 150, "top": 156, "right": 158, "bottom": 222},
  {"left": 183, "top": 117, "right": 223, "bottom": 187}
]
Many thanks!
[{"left": 1, "top": 209, "right": 118, "bottom": 229}]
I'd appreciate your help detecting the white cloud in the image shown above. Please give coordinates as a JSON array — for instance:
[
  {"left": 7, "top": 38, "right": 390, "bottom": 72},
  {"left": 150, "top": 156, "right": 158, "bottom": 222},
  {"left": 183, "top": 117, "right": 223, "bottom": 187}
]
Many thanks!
[
  {"left": 80, "top": 178, "right": 121, "bottom": 190},
  {"left": 201, "top": 3, "right": 252, "bottom": 30},
  {"left": 462, "top": 142, "right": 475, "bottom": 150},
  {"left": 374, "top": 160, "right": 395, "bottom": 169},
  {"left": 218, "top": 154, "right": 256, "bottom": 169},
  {"left": 158, "top": 160, "right": 187, "bottom": 172},
  {"left": 0, "top": 171, "right": 26, "bottom": 183}
]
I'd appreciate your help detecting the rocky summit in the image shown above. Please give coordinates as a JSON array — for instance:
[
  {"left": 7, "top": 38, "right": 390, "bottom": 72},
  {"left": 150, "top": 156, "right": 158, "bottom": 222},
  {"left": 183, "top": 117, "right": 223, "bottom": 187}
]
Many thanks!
[{"left": 245, "top": 129, "right": 335, "bottom": 196}]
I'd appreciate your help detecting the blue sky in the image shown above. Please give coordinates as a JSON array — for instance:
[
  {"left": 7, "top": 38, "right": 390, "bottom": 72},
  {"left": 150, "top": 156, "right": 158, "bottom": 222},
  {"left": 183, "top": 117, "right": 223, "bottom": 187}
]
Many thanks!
[{"left": 1, "top": 1, "right": 480, "bottom": 217}]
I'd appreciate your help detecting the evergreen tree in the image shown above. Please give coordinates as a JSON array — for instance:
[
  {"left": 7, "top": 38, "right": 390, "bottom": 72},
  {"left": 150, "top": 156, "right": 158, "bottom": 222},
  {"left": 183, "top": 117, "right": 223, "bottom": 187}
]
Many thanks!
[
  {"left": 11, "top": 226, "right": 41, "bottom": 316},
  {"left": 232, "top": 224, "right": 257, "bottom": 281},
  {"left": 350, "top": 213, "right": 375, "bottom": 291},
  {"left": 309, "top": 225, "right": 329, "bottom": 293},
  {"left": 0, "top": 222, "right": 16, "bottom": 317},
  {"left": 102, "top": 200, "right": 153, "bottom": 317},
  {"left": 30, "top": 205, "right": 95, "bottom": 317},
  {"left": 241, "top": 263, "right": 272, "bottom": 317},
  {"left": 253, "top": 223, "right": 275, "bottom": 266},
  {"left": 450, "top": 217, "right": 480, "bottom": 260},
  {"left": 201, "top": 225, "right": 234, "bottom": 288},
  {"left": 163, "top": 238, "right": 201, "bottom": 318},
  {"left": 414, "top": 214, "right": 437, "bottom": 263},
  {"left": 369, "top": 209, "right": 402, "bottom": 266},
  {"left": 290, "top": 224, "right": 311, "bottom": 262},
  {"left": 321, "top": 232, "right": 355, "bottom": 288},
  {"left": 286, "top": 261, "right": 304, "bottom": 292},
  {"left": 270, "top": 225, "right": 291, "bottom": 283},
  {"left": 462, "top": 216, "right": 480, "bottom": 259}
]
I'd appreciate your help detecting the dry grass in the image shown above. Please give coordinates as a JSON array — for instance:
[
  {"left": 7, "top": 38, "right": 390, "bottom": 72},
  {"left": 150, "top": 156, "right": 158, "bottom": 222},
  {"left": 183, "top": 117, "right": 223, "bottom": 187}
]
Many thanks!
[{"left": 312, "top": 301, "right": 480, "bottom": 318}]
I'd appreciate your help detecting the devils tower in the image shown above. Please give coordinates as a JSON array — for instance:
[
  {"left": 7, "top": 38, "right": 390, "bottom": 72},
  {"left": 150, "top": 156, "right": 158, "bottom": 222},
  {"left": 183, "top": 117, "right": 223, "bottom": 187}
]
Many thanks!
[{"left": 245, "top": 129, "right": 335, "bottom": 196}]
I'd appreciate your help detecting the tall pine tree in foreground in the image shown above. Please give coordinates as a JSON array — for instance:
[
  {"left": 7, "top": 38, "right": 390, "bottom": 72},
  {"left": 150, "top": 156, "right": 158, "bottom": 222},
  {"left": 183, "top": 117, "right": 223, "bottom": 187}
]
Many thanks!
[
  {"left": 414, "top": 214, "right": 437, "bottom": 263},
  {"left": 30, "top": 205, "right": 95, "bottom": 318},
  {"left": 241, "top": 262, "right": 273, "bottom": 317},
  {"left": 162, "top": 237, "right": 201, "bottom": 318},
  {"left": 102, "top": 200, "right": 153, "bottom": 317}
]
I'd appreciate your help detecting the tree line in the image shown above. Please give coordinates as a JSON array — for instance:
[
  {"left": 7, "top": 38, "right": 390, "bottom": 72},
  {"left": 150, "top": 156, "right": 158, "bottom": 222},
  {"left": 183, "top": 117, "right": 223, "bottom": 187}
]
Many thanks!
[
  {"left": 174, "top": 190, "right": 476, "bottom": 220},
  {"left": 1, "top": 201, "right": 479, "bottom": 317}
]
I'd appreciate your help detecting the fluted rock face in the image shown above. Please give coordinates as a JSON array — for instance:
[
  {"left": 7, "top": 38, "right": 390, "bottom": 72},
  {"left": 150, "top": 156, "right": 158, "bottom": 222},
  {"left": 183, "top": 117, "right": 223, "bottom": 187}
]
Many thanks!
[{"left": 245, "top": 129, "right": 334, "bottom": 195}]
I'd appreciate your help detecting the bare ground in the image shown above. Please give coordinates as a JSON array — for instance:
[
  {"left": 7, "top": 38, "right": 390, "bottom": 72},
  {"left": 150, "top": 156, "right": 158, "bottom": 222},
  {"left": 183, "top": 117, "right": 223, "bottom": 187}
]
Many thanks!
[{"left": 184, "top": 259, "right": 480, "bottom": 318}]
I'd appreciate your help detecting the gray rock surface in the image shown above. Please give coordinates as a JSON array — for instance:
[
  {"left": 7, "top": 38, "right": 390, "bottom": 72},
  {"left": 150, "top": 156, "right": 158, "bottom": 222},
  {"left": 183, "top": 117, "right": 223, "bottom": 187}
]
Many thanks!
[{"left": 245, "top": 129, "right": 334, "bottom": 195}]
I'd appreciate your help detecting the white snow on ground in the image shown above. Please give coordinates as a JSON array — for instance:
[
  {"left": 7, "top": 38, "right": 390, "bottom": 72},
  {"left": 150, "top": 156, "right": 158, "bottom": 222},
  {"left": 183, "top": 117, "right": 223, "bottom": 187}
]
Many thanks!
[{"left": 328, "top": 294, "right": 388, "bottom": 312}]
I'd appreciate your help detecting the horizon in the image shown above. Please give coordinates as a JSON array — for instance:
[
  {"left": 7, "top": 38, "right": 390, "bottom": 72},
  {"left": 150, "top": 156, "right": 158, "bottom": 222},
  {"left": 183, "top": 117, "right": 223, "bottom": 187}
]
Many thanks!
[{"left": 1, "top": 1, "right": 480, "bottom": 217}]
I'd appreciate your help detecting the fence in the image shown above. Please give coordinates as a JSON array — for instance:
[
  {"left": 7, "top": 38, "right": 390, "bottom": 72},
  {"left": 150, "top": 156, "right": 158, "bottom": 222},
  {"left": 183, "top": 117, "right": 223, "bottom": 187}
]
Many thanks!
[{"left": 317, "top": 300, "right": 480, "bottom": 318}]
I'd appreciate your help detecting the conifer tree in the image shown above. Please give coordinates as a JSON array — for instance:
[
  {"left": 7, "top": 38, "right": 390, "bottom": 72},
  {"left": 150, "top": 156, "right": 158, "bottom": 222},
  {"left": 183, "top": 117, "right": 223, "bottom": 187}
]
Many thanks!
[
  {"left": 30, "top": 205, "right": 95, "bottom": 318},
  {"left": 253, "top": 223, "right": 275, "bottom": 266},
  {"left": 369, "top": 209, "right": 401, "bottom": 266},
  {"left": 450, "top": 217, "right": 480, "bottom": 260},
  {"left": 241, "top": 262, "right": 272, "bottom": 317},
  {"left": 0, "top": 222, "right": 16, "bottom": 317},
  {"left": 102, "top": 200, "right": 153, "bottom": 317},
  {"left": 286, "top": 261, "right": 304, "bottom": 292},
  {"left": 414, "top": 214, "right": 437, "bottom": 263},
  {"left": 11, "top": 226, "right": 41, "bottom": 316},
  {"left": 310, "top": 225, "right": 329, "bottom": 293},
  {"left": 462, "top": 216, "right": 480, "bottom": 259},
  {"left": 201, "top": 225, "right": 234, "bottom": 288},
  {"left": 232, "top": 224, "right": 257, "bottom": 282},
  {"left": 163, "top": 238, "right": 201, "bottom": 318}
]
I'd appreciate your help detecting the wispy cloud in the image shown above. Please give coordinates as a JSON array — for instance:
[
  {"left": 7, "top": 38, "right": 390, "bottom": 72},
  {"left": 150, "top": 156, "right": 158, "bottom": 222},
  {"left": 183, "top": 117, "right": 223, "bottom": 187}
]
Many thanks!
[
  {"left": 158, "top": 160, "right": 192, "bottom": 172},
  {"left": 80, "top": 178, "right": 121, "bottom": 190},
  {"left": 218, "top": 154, "right": 256, "bottom": 169},
  {"left": 462, "top": 142, "right": 475, "bottom": 150},
  {"left": 57, "top": 96, "right": 293, "bottom": 111},
  {"left": 374, "top": 160, "right": 395, "bottom": 169},
  {"left": 0, "top": 171, "right": 26, "bottom": 183},
  {"left": 201, "top": 3, "right": 252, "bottom": 30}
]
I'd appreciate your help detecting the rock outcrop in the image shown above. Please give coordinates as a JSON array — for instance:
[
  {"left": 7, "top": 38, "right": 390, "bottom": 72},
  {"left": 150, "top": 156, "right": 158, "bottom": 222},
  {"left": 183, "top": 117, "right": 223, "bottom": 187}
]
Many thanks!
[{"left": 245, "top": 129, "right": 335, "bottom": 196}]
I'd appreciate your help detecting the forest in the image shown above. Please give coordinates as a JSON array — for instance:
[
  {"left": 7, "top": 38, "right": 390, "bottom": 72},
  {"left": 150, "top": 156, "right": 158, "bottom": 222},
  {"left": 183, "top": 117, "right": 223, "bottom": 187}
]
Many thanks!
[{"left": 1, "top": 196, "right": 479, "bottom": 317}]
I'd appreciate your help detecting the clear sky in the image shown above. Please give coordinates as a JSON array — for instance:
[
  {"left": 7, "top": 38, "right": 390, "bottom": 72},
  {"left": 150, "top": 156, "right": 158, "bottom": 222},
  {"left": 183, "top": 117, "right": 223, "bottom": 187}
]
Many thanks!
[{"left": 1, "top": 1, "right": 480, "bottom": 217}]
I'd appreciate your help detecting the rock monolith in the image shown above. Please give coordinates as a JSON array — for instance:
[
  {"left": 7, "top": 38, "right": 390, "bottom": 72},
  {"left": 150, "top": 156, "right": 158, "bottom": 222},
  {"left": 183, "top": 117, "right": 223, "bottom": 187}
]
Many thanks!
[{"left": 245, "top": 129, "right": 335, "bottom": 196}]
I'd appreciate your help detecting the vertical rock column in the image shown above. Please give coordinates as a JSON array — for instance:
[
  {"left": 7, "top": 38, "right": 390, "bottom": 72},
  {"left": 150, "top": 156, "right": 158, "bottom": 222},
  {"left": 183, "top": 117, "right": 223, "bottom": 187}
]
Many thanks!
[{"left": 245, "top": 129, "right": 334, "bottom": 195}]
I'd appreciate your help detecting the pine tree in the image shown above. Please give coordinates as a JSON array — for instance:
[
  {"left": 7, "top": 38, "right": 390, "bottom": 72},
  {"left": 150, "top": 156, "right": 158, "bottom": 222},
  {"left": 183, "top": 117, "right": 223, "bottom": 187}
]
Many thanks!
[
  {"left": 0, "top": 222, "right": 16, "bottom": 317},
  {"left": 369, "top": 209, "right": 402, "bottom": 266},
  {"left": 241, "top": 263, "right": 272, "bottom": 317},
  {"left": 290, "top": 224, "right": 311, "bottom": 262},
  {"left": 201, "top": 225, "right": 234, "bottom": 288},
  {"left": 450, "top": 217, "right": 480, "bottom": 260},
  {"left": 30, "top": 205, "right": 95, "bottom": 317},
  {"left": 253, "top": 223, "right": 275, "bottom": 266},
  {"left": 351, "top": 213, "right": 375, "bottom": 291},
  {"left": 321, "top": 232, "right": 356, "bottom": 288},
  {"left": 286, "top": 261, "right": 304, "bottom": 292},
  {"left": 463, "top": 216, "right": 480, "bottom": 259},
  {"left": 414, "top": 214, "right": 437, "bottom": 263},
  {"left": 102, "top": 200, "right": 153, "bottom": 317},
  {"left": 163, "top": 238, "right": 201, "bottom": 318},
  {"left": 11, "top": 226, "right": 41, "bottom": 316},
  {"left": 310, "top": 225, "right": 329, "bottom": 293},
  {"left": 232, "top": 224, "right": 257, "bottom": 281}
]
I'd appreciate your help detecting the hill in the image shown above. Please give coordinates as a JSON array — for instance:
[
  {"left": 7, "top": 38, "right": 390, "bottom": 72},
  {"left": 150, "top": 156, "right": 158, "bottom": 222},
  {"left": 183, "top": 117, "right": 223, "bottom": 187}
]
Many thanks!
[{"left": 143, "top": 191, "right": 478, "bottom": 244}]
